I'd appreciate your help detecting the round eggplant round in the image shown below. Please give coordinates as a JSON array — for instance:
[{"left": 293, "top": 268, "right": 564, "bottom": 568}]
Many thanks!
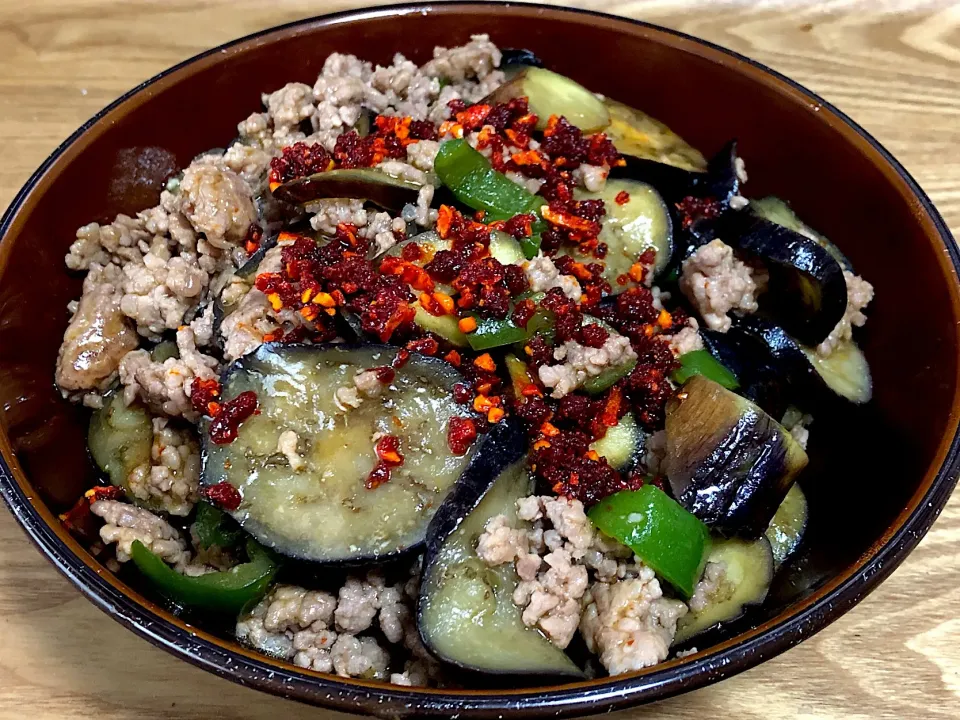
[
  {"left": 561, "top": 178, "right": 673, "bottom": 285},
  {"left": 700, "top": 328, "right": 789, "bottom": 419},
  {"left": 764, "top": 482, "right": 808, "bottom": 569},
  {"left": 418, "top": 423, "right": 585, "bottom": 678},
  {"left": 201, "top": 343, "right": 483, "bottom": 564},
  {"left": 750, "top": 196, "right": 854, "bottom": 272},
  {"left": 603, "top": 99, "right": 707, "bottom": 172},
  {"left": 483, "top": 66, "right": 610, "bottom": 132}
]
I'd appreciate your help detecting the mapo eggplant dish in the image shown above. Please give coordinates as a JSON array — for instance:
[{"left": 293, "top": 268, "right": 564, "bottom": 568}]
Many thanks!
[{"left": 55, "top": 37, "right": 874, "bottom": 685}]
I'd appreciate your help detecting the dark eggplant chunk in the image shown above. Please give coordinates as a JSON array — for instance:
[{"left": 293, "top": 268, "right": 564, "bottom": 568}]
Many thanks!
[
  {"left": 750, "top": 196, "right": 854, "bottom": 272},
  {"left": 664, "top": 375, "right": 808, "bottom": 538},
  {"left": 735, "top": 316, "right": 873, "bottom": 407},
  {"left": 674, "top": 536, "right": 774, "bottom": 643},
  {"left": 418, "top": 426, "right": 584, "bottom": 678},
  {"left": 720, "top": 213, "right": 847, "bottom": 346},
  {"left": 765, "top": 483, "right": 808, "bottom": 569},
  {"left": 499, "top": 48, "right": 545, "bottom": 72},
  {"left": 88, "top": 392, "right": 154, "bottom": 507},
  {"left": 201, "top": 344, "right": 483, "bottom": 564},
  {"left": 700, "top": 328, "right": 789, "bottom": 419},
  {"left": 271, "top": 168, "right": 422, "bottom": 211}
]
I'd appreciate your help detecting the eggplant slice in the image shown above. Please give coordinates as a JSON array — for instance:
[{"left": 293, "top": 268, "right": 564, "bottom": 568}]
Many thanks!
[
  {"left": 750, "top": 196, "right": 854, "bottom": 272},
  {"left": 418, "top": 433, "right": 584, "bottom": 677},
  {"left": 720, "top": 213, "right": 847, "bottom": 346},
  {"left": 271, "top": 168, "right": 422, "bottom": 211},
  {"left": 603, "top": 99, "right": 707, "bottom": 172},
  {"left": 674, "top": 536, "right": 774, "bottom": 643},
  {"left": 89, "top": 392, "right": 155, "bottom": 507},
  {"left": 765, "top": 483, "right": 808, "bottom": 569},
  {"left": 700, "top": 328, "right": 789, "bottom": 419},
  {"left": 201, "top": 344, "right": 482, "bottom": 563},
  {"left": 483, "top": 66, "right": 610, "bottom": 132},
  {"left": 563, "top": 178, "right": 673, "bottom": 285},
  {"left": 735, "top": 316, "right": 873, "bottom": 407},
  {"left": 664, "top": 375, "right": 808, "bottom": 538}
]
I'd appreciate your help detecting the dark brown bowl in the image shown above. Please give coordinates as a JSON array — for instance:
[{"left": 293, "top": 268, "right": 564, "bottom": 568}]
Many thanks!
[{"left": 1, "top": 3, "right": 958, "bottom": 717}]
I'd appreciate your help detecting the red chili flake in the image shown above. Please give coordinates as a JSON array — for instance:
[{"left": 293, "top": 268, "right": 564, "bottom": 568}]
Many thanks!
[
  {"left": 579, "top": 323, "right": 610, "bottom": 348},
  {"left": 392, "top": 349, "right": 411, "bottom": 369},
  {"left": 448, "top": 417, "right": 478, "bottom": 456},
  {"left": 374, "top": 366, "right": 396, "bottom": 384},
  {"left": 59, "top": 486, "right": 126, "bottom": 541},
  {"left": 615, "top": 191, "right": 631, "bottom": 206},
  {"left": 512, "top": 298, "right": 537, "bottom": 329},
  {"left": 455, "top": 104, "right": 492, "bottom": 132},
  {"left": 209, "top": 391, "right": 259, "bottom": 445},
  {"left": 401, "top": 242, "right": 423, "bottom": 262},
  {"left": 453, "top": 382, "right": 473, "bottom": 404},
  {"left": 375, "top": 435, "right": 404, "bottom": 467},
  {"left": 406, "top": 336, "right": 439, "bottom": 356},
  {"left": 204, "top": 481, "right": 242, "bottom": 511},
  {"left": 190, "top": 378, "right": 221, "bottom": 417},
  {"left": 365, "top": 463, "right": 392, "bottom": 491},
  {"left": 244, "top": 223, "right": 263, "bottom": 255},
  {"left": 676, "top": 196, "right": 724, "bottom": 230},
  {"left": 270, "top": 142, "right": 334, "bottom": 184},
  {"left": 444, "top": 350, "right": 462, "bottom": 367}
]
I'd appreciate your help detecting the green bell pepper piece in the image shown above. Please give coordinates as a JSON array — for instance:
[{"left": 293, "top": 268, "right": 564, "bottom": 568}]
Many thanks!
[
  {"left": 193, "top": 501, "right": 243, "bottom": 549},
  {"left": 435, "top": 139, "right": 543, "bottom": 218},
  {"left": 671, "top": 350, "right": 740, "bottom": 390},
  {"left": 466, "top": 307, "right": 554, "bottom": 352},
  {"left": 130, "top": 537, "right": 278, "bottom": 614},
  {"left": 588, "top": 485, "right": 710, "bottom": 597},
  {"left": 581, "top": 357, "right": 638, "bottom": 395}
]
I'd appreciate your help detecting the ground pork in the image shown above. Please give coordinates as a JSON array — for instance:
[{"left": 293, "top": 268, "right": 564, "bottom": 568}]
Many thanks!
[
  {"left": 667, "top": 319, "right": 704, "bottom": 357},
  {"left": 781, "top": 406, "right": 814, "bottom": 451},
  {"left": 477, "top": 495, "right": 637, "bottom": 649},
  {"left": 334, "top": 369, "right": 387, "bottom": 410},
  {"left": 239, "top": 36, "right": 503, "bottom": 153},
  {"left": 524, "top": 254, "right": 582, "bottom": 302},
  {"left": 679, "top": 239, "right": 761, "bottom": 332},
  {"left": 687, "top": 561, "right": 729, "bottom": 614},
  {"left": 90, "top": 499, "right": 188, "bottom": 565},
  {"left": 122, "top": 417, "right": 201, "bottom": 516},
  {"left": 573, "top": 164, "right": 610, "bottom": 193},
  {"left": 178, "top": 164, "right": 256, "bottom": 251},
  {"left": 277, "top": 430, "right": 307, "bottom": 472},
  {"left": 235, "top": 575, "right": 412, "bottom": 681},
  {"left": 56, "top": 263, "right": 139, "bottom": 395},
  {"left": 118, "top": 326, "right": 219, "bottom": 420},
  {"left": 580, "top": 567, "right": 688, "bottom": 675},
  {"left": 538, "top": 333, "right": 637, "bottom": 399},
  {"left": 816, "top": 271, "right": 874, "bottom": 357}
]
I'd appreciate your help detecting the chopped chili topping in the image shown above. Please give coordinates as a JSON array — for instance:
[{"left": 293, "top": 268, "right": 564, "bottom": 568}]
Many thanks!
[
  {"left": 391, "top": 349, "right": 411, "bottom": 369},
  {"left": 59, "top": 485, "right": 125, "bottom": 541},
  {"left": 676, "top": 196, "right": 724, "bottom": 230},
  {"left": 406, "top": 336, "right": 439, "bottom": 356},
  {"left": 209, "top": 391, "right": 259, "bottom": 445},
  {"left": 374, "top": 366, "right": 396, "bottom": 384},
  {"left": 190, "top": 378, "right": 222, "bottom": 417},
  {"left": 244, "top": 223, "right": 263, "bottom": 255},
  {"left": 615, "top": 190, "right": 631, "bottom": 206},
  {"left": 447, "top": 416, "right": 478, "bottom": 456},
  {"left": 269, "top": 142, "right": 334, "bottom": 186},
  {"left": 204, "top": 481, "right": 243, "bottom": 511}
]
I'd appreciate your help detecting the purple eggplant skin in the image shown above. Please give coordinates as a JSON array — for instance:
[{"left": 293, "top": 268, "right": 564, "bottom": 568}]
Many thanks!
[
  {"left": 700, "top": 328, "right": 789, "bottom": 420},
  {"left": 665, "top": 375, "right": 808, "bottom": 539},
  {"left": 719, "top": 213, "right": 847, "bottom": 346},
  {"left": 420, "top": 416, "right": 528, "bottom": 565},
  {"left": 500, "top": 48, "right": 545, "bottom": 70},
  {"left": 271, "top": 168, "right": 422, "bottom": 211}
]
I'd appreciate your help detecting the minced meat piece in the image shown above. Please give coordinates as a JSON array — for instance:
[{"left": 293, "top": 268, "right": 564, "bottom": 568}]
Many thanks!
[
  {"left": 666, "top": 320, "right": 704, "bottom": 357},
  {"left": 687, "top": 560, "right": 729, "bottom": 613},
  {"left": 334, "top": 369, "right": 386, "bottom": 410},
  {"left": 816, "top": 270, "right": 874, "bottom": 357},
  {"left": 330, "top": 635, "right": 390, "bottom": 680},
  {"left": 56, "top": 263, "right": 139, "bottom": 395},
  {"left": 236, "top": 584, "right": 338, "bottom": 663},
  {"left": 524, "top": 254, "right": 582, "bottom": 303},
  {"left": 579, "top": 567, "right": 688, "bottom": 675},
  {"left": 538, "top": 334, "right": 637, "bottom": 399},
  {"left": 119, "top": 327, "right": 219, "bottom": 420},
  {"left": 679, "top": 239, "right": 761, "bottom": 332},
  {"left": 90, "top": 499, "right": 188, "bottom": 565},
  {"left": 125, "top": 417, "right": 201, "bottom": 516},
  {"left": 335, "top": 575, "right": 383, "bottom": 634},
  {"left": 781, "top": 406, "right": 814, "bottom": 451},
  {"left": 277, "top": 430, "right": 307, "bottom": 472},
  {"left": 178, "top": 164, "right": 256, "bottom": 251}
]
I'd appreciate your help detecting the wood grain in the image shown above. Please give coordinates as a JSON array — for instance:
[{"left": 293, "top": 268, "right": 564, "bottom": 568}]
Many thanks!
[{"left": 1, "top": 1, "right": 959, "bottom": 717}]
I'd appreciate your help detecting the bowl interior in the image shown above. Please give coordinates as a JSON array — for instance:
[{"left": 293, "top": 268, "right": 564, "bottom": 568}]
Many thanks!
[{"left": 1, "top": 3, "right": 958, "bottom": 715}]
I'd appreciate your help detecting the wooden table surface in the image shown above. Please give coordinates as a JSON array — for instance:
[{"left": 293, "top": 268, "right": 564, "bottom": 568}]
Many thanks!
[{"left": 2, "top": 0, "right": 960, "bottom": 717}]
